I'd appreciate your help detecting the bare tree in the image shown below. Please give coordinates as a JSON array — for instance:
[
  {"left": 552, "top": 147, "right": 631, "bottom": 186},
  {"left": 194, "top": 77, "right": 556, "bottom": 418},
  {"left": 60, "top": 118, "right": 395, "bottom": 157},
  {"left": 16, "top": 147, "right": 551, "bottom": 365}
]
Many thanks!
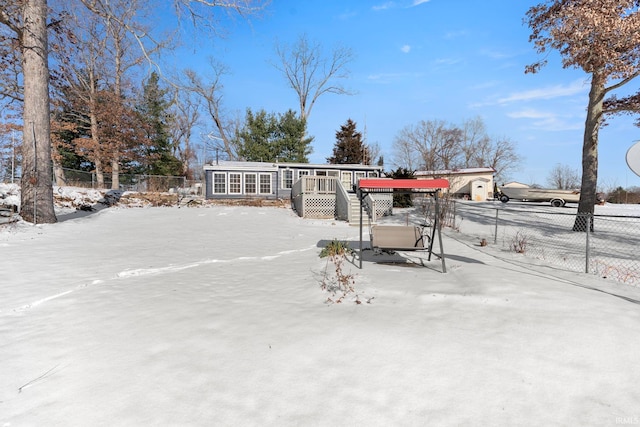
[
  {"left": 526, "top": 1, "right": 640, "bottom": 231},
  {"left": 391, "top": 135, "right": 420, "bottom": 171},
  {"left": 169, "top": 86, "right": 201, "bottom": 179},
  {"left": 55, "top": 7, "right": 110, "bottom": 188},
  {"left": 459, "top": 116, "right": 490, "bottom": 166},
  {"left": 392, "top": 120, "right": 459, "bottom": 172},
  {"left": 183, "top": 61, "right": 239, "bottom": 160},
  {"left": 100, "top": 0, "right": 150, "bottom": 189},
  {"left": 547, "top": 163, "right": 580, "bottom": 189},
  {"left": 365, "top": 141, "right": 381, "bottom": 166},
  {"left": 391, "top": 117, "right": 520, "bottom": 180},
  {"left": 273, "top": 33, "right": 354, "bottom": 122},
  {"left": 0, "top": 0, "right": 56, "bottom": 223},
  {"left": 473, "top": 136, "right": 520, "bottom": 182},
  {"left": 0, "top": 0, "right": 266, "bottom": 223}
]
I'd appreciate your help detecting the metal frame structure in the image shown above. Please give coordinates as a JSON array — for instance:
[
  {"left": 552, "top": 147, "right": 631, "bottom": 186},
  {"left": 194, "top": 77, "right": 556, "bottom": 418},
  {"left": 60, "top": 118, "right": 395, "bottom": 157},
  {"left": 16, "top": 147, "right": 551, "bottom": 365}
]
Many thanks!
[{"left": 355, "top": 178, "right": 450, "bottom": 272}]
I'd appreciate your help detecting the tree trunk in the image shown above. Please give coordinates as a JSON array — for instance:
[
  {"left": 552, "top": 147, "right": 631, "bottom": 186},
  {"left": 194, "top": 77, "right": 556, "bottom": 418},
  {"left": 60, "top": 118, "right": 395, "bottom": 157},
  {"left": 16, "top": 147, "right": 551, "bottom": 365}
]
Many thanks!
[
  {"left": 90, "top": 111, "right": 105, "bottom": 188},
  {"left": 53, "top": 158, "right": 66, "bottom": 186},
  {"left": 20, "top": 0, "right": 56, "bottom": 224},
  {"left": 111, "top": 158, "right": 120, "bottom": 190},
  {"left": 95, "top": 157, "right": 104, "bottom": 188},
  {"left": 573, "top": 73, "right": 604, "bottom": 232}
]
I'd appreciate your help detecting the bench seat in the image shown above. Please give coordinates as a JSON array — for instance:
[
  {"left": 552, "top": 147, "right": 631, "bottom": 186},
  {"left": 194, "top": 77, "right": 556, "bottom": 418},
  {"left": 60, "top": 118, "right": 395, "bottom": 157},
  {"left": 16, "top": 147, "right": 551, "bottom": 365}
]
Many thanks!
[{"left": 371, "top": 225, "right": 426, "bottom": 251}]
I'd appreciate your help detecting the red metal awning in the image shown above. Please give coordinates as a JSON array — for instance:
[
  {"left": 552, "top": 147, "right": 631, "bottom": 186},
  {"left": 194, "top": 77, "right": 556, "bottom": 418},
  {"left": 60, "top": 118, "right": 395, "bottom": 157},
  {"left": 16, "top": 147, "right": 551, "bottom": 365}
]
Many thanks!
[{"left": 357, "top": 178, "right": 449, "bottom": 191}]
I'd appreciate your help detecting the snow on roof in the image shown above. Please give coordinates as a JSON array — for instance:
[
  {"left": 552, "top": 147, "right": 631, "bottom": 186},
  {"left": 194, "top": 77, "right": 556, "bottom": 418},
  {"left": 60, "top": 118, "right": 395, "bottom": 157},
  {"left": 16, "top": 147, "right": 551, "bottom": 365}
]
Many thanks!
[
  {"left": 204, "top": 160, "right": 383, "bottom": 171},
  {"left": 414, "top": 167, "right": 495, "bottom": 176}
]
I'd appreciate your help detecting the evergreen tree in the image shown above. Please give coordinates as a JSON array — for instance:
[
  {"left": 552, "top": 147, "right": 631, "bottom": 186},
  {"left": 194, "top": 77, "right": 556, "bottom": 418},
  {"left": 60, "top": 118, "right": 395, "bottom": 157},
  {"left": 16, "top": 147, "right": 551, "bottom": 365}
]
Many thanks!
[
  {"left": 237, "top": 109, "right": 278, "bottom": 162},
  {"left": 327, "top": 119, "right": 366, "bottom": 164},
  {"left": 138, "top": 72, "right": 183, "bottom": 176},
  {"left": 237, "top": 108, "right": 313, "bottom": 162},
  {"left": 387, "top": 167, "right": 415, "bottom": 207},
  {"left": 276, "top": 109, "right": 313, "bottom": 163}
]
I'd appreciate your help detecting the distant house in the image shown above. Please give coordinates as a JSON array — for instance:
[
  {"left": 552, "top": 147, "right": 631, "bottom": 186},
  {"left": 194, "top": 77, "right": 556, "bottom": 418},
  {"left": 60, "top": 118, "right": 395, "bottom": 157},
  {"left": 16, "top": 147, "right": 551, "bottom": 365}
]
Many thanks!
[
  {"left": 203, "top": 160, "right": 383, "bottom": 200},
  {"left": 415, "top": 167, "right": 495, "bottom": 201}
]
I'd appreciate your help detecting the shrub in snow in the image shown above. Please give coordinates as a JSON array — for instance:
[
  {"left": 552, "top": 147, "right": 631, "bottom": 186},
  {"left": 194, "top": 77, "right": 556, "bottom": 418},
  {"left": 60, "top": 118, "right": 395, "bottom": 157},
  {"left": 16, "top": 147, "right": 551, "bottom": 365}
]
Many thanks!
[
  {"left": 510, "top": 230, "right": 528, "bottom": 254},
  {"left": 319, "top": 239, "right": 357, "bottom": 304}
]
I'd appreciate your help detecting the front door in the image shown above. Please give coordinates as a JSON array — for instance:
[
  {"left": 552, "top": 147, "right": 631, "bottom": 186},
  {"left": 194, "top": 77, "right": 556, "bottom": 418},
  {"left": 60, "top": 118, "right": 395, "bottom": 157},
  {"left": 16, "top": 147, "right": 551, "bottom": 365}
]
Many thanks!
[{"left": 341, "top": 171, "right": 353, "bottom": 189}]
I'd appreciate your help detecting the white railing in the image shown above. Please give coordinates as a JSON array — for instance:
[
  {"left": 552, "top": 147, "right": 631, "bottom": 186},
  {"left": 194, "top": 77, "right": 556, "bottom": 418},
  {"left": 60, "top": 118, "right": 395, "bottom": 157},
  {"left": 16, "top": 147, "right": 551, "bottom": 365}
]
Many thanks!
[
  {"left": 292, "top": 176, "right": 339, "bottom": 218},
  {"left": 291, "top": 176, "right": 393, "bottom": 221},
  {"left": 298, "top": 176, "right": 337, "bottom": 194},
  {"left": 335, "top": 180, "right": 352, "bottom": 222}
]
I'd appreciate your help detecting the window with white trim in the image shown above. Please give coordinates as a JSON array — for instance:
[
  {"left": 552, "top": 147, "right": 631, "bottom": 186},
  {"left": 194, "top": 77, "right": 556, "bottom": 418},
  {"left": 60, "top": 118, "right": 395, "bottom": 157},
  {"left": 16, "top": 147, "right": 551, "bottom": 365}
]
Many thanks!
[
  {"left": 213, "top": 173, "right": 226, "bottom": 194},
  {"left": 259, "top": 173, "right": 272, "bottom": 194},
  {"left": 244, "top": 173, "right": 257, "bottom": 194},
  {"left": 229, "top": 173, "right": 241, "bottom": 194},
  {"left": 298, "top": 170, "right": 310, "bottom": 179},
  {"left": 355, "top": 172, "right": 366, "bottom": 183},
  {"left": 282, "top": 169, "right": 294, "bottom": 189}
]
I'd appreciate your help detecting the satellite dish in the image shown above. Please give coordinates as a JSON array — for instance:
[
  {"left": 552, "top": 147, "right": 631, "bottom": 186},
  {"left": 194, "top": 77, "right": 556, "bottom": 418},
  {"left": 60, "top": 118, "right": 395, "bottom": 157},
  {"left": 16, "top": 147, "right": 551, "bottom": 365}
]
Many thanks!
[{"left": 626, "top": 141, "right": 640, "bottom": 177}]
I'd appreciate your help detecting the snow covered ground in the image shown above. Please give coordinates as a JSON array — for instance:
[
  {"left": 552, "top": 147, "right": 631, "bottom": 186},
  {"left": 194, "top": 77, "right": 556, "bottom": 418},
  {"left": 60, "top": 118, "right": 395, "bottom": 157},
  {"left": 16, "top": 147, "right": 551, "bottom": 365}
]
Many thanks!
[
  {"left": 2, "top": 186, "right": 640, "bottom": 426},
  {"left": 447, "top": 200, "right": 640, "bottom": 285}
]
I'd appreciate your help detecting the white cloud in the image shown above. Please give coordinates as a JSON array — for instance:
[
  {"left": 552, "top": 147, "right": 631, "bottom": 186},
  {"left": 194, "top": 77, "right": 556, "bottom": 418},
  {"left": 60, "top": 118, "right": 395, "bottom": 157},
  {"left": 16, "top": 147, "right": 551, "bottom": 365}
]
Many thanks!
[
  {"left": 497, "top": 79, "right": 588, "bottom": 105},
  {"left": 507, "top": 108, "right": 583, "bottom": 131},
  {"left": 433, "top": 57, "right": 462, "bottom": 66},
  {"left": 373, "top": 0, "right": 428, "bottom": 11},
  {"left": 444, "top": 30, "right": 469, "bottom": 40},
  {"left": 479, "top": 48, "right": 513, "bottom": 60},
  {"left": 337, "top": 9, "right": 358, "bottom": 20},
  {"left": 508, "top": 109, "right": 555, "bottom": 119},
  {"left": 401, "top": 45, "right": 411, "bottom": 54},
  {"left": 372, "top": 2, "right": 396, "bottom": 11},
  {"left": 470, "top": 80, "right": 501, "bottom": 90}
]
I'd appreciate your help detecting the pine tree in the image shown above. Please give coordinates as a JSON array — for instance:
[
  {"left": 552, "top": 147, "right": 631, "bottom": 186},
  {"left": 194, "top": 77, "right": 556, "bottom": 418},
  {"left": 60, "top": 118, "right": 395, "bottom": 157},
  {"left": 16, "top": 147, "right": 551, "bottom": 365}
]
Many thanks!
[
  {"left": 138, "top": 72, "right": 183, "bottom": 176},
  {"left": 327, "top": 119, "right": 366, "bottom": 164},
  {"left": 238, "top": 108, "right": 313, "bottom": 162},
  {"left": 237, "top": 109, "right": 279, "bottom": 162},
  {"left": 276, "top": 109, "right": 313, "bottom": 163},
  {"left": 387, "top": 167, "right": 415, "bottom": 207}
]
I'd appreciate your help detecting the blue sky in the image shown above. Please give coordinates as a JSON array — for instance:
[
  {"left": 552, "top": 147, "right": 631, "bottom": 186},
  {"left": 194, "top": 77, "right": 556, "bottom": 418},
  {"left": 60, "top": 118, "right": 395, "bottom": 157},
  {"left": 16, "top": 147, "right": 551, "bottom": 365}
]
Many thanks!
[{"left": 165, "top": 0, "right": 640, "bottom": 189}]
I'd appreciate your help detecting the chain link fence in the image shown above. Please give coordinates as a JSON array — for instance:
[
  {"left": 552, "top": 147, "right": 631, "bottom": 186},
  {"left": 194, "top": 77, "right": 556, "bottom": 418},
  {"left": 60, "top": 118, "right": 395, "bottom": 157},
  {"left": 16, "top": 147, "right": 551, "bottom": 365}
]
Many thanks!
[
  {"left": 56, "top": 168, "right": 202, "bottom": 194},
  {"left": 430, "top": 199, "right": 640, "bottom": 286}
]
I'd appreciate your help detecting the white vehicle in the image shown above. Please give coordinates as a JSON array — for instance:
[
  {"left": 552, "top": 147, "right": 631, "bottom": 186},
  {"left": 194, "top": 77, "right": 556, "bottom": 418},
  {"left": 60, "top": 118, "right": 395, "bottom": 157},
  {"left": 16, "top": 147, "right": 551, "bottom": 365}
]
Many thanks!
[{"left": 497, "top": 186, "right": 580, "bottom": 207}]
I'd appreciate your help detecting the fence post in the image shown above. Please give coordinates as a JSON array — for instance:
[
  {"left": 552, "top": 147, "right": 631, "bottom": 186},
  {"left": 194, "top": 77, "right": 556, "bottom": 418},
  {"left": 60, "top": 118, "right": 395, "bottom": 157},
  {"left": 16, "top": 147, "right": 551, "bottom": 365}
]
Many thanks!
[
  {"left": 452, "top": 200, "right": 456, "bottom": 230},
  {"left": 494, "top": 208, "right": 499, "bottom": 244},
  {"left": 585, "top": 212, "right": 591, "bottom": 274}
]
